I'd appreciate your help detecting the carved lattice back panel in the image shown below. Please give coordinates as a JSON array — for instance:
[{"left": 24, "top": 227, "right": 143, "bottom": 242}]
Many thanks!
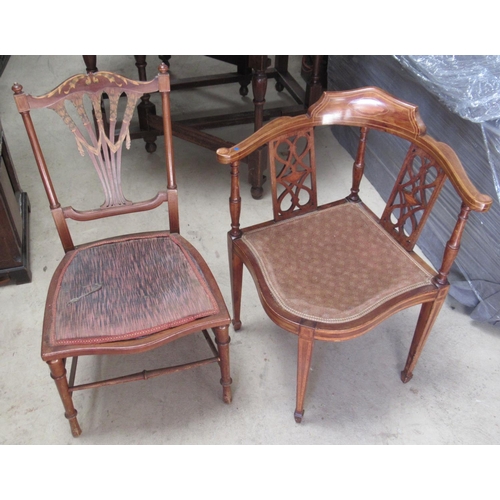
[
  {"left": 380, "top": 144, "right": 447, "bottom": 251},
  {"left": 49, "top": 85, "right": 140, "bottom": 211},
  {"left": 268, "top": 128, "right": 317, "bottom": 221}
]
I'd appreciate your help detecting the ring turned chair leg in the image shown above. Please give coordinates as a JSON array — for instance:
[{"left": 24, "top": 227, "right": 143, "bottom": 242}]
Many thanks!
[
  {"left": 228, "top": 238, "right": 243, "bottom": 331},
  {"left": 214, "top": 325, "right": 233, "bottom": 404},
  {"left": 48, "top": 359, "right": 82, "bottom": 437}
]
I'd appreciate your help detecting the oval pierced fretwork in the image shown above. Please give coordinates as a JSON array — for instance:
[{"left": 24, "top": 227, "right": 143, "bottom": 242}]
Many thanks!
[
  {"left": 269, "top": 128, "right": 317, "bottom": 221},
  {"left": 380, "top": 144, "right": 446, "bottom": 250}
]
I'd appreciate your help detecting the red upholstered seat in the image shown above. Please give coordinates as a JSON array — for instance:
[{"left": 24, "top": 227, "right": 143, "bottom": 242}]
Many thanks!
[{"left": 49, "top": 233, "right": 219, "bottom": 345}]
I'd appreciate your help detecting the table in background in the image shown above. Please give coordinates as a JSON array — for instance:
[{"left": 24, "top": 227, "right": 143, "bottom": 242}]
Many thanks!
[{"left": 83, "top": 55, "right": 324, "bottom": 199}]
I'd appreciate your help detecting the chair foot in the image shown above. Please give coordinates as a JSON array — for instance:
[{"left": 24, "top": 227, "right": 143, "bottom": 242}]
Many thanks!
[
  {"left": 67, "top": 411, "right": 82, "bottom": 437},
  {"left": 400, "top": 370, "right": 413, "bottom": 384},
  {"left": 222, "top": 382, "right": 233, "bottom": 404},
  {"left": 232, "top": 319, "right": 242, "bottom": 331},
  {"left": 145, "top": 141, "right": 157, "bottom": 153},
  {"left": 251, "top": 186, "right": 264, "bottom": 200},
  {"left": 294, "top": 410, "right": 304, "bottom": 423}
]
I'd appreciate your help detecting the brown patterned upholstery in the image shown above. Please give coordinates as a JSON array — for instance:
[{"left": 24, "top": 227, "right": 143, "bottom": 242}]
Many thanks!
[
  {"left": 242, "top": 203, "right": 433, "bottom": 323},
  {"left": 49, "top": 233, "right": 219, "bottom": 345}
]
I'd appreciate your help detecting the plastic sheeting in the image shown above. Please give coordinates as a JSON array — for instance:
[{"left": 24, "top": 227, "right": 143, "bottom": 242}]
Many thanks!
[
  {"left": 394, "top": 56, "right": 500, "bottom": 123},
  {"left": 327, "top": 55, "right": 500, "bottom": 325}
]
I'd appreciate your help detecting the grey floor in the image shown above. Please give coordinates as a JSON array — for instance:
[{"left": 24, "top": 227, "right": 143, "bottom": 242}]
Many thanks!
[{"left": 1, "top": 55, "right": 499, "bottom": 445}]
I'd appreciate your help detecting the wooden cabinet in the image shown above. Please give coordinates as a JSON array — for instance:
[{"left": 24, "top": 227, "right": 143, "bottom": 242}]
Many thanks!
[{"left": 0, "top": 120, "right": 31, "bottom": 285}]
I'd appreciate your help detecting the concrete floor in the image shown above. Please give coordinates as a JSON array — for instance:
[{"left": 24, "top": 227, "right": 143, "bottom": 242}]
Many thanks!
[{"left": 1, "top": 55, "right": 499, "bottom": 446}]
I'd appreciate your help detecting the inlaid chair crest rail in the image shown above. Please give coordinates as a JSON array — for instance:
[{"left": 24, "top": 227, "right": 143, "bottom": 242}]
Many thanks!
[
  {"left": 13, "top": 63, "right": 232, "bottom": 437},
  {"left": 217, "top": 86, "right": 492, "bottom": 423}
]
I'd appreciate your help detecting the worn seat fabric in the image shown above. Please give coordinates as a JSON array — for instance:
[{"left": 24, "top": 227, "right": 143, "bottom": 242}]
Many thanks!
[{"left": 51, "top": 233, "right": 219, "bottom": 345}]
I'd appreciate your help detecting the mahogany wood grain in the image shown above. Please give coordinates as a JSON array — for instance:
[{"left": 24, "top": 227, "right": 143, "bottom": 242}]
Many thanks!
[{"left": 218, "top": 86, "right": 492, "bottom": 422}]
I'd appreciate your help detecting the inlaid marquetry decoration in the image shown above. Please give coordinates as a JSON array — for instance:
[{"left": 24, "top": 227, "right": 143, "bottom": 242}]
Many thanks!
[
  {"left": 380, "top": 144, "right": 446, "bottom": 251},
  {"left": 50, "top": 86, "right": 140, "bottom": 209},
  {"left": 269, "top": 128, "right": 317, "bottom": 220}
]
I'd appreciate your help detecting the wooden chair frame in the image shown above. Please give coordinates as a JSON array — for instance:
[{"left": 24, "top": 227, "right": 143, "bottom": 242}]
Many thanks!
[
  {"left": 217, "top": 87, "right": 492, "bottom": 423},
  {"left": 13, "top": 64, "right": 232, "bottom": 437}
]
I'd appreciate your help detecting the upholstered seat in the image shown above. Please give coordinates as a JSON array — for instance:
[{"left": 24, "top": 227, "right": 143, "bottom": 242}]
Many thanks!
[
  {"left": 242, "top": 203, "right": 433, "bottom": 324},
  {"left": 48, "top": 233, "right": 219, "bottom": 346}
]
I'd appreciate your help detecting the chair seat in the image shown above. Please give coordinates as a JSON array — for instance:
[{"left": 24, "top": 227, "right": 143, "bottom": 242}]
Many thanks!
[
  {"left": 46, "top": 233, "right": 220, "bottom": 346},
  {"left": 241, "top": 203, "right": 434, "bottom": 324}
]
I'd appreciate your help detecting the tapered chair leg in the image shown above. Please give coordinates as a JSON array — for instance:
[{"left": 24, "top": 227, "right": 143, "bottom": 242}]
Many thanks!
[
  {"left": 47, "top": 359, "right": 82, "bottom": 437},
  {"left": 295, "top": 327, "right": 315, "bottom": 423},
  {"left": 401, "top": 291, "right": 448, "bottom": 383},
  {"left": 214, "top": 325, "right": 232, "bottom": 404},
  {"left": 228, "top": 237, "right": 243, "bottom": 331}
]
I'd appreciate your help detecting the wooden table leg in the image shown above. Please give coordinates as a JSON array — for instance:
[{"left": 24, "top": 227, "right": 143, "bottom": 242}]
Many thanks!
[
  {"left": 274, "top": 55, "right": 288, "bottom": 92},
  {"left": 134, "top": 56, "right": 158, "bottom": 153},
  {"left": 305, "top": 55, "right": 324, "bottom": 107},
  {"left": 248, "top": 56, "right": 270, "bottom": 200},
  {"left": 83, "top": 55, "right": 97, "bottom": 73}
]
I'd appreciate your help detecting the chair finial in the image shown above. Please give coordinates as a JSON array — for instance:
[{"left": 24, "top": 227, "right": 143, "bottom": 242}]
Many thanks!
[
  {"left": 12, "top": 82, "right": 23, "bottom": 94},
  {"left": 159, "top": 62, "right": 169, "bottom": 74}
]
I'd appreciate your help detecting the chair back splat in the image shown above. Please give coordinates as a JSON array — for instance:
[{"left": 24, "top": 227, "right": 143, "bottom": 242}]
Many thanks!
[
  {"left": 13, "top": 66, "right": 179, "bottom": 251},
  {"left": 217, "top": 86, "right": 492, "bottom": 423},
  {"left": 13, "top": 63, "right": 231, "bottom": 437}
]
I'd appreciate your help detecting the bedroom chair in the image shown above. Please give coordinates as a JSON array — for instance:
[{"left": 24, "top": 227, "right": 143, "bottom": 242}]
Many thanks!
[
  {"left": 13, "top": 63, "right": 232, "bottom": 437},
  {"left": 216, "top": 87, "right": 492, "bottom": 423}
]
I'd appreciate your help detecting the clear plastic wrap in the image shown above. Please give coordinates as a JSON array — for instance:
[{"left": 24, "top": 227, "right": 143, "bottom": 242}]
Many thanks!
[
  {"left": 327, "top": 55, "right": 500, "bottom": 325},
  {"left": 394, "top": 56, "right": 500, "bottom": 123}
]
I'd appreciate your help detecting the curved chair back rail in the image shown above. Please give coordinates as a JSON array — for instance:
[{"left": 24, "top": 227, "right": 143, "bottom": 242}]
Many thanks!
[{"left": 217, "top": 88, "right": 491, "bottom": 213}]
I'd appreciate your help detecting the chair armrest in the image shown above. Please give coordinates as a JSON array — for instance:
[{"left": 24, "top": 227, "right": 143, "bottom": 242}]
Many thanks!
[
  {"left": 216, "top": 115, "right": 311, "bottom": 164},
  {"left": 423, "top": 138, "right": 492, "bottom": 212}
]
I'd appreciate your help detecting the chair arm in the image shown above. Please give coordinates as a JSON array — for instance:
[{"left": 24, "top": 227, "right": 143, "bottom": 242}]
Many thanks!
[
  {"left": 216, "top": 115, "right": 311, "bottom": 164},
  {"left": 423, "top": 137, "right": 492, "bottom": 213}
]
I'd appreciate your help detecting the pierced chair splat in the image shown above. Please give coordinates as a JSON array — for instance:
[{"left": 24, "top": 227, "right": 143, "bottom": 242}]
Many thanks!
[
  {"left": 217, "top": 86, "right": 492, "bottom": 423},
  {"left": 13, "top": 63, "right": 232, "bottom": 437}
]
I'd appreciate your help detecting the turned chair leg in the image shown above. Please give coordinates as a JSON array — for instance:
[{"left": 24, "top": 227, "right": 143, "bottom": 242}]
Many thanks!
[
  {"left": 214, "top": 325, "right": 232, "bottom": 404},
  {"left": 401, "top": 292, "right": 448, "bottom": 383},
  {"left": 228, "top": 238, "right": 243, "bottom": 331},
  {"left": 295, "top": 327, "right": 315, "bottom": 423},
  {"left": 47, "top": 359, "right": 82, "bottom": 437}
]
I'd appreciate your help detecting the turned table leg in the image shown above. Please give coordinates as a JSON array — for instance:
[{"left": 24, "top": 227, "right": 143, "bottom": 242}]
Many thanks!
[
  {"left": 134, "top": 55, "right": 158, "bottom": 153},
  {"left": 248, "top": 56, "right": 270, "bottom": 200}
]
